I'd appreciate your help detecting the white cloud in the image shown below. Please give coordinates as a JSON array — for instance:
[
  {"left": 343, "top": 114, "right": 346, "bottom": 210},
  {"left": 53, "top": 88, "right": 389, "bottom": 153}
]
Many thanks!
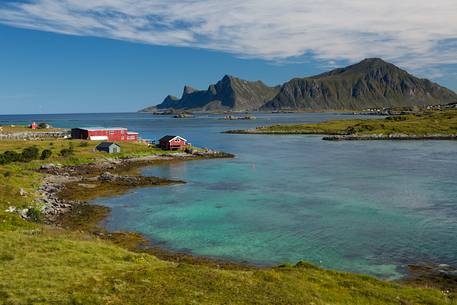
[{"left": 1, "top": 0, "right": 456, "bottom": 70}]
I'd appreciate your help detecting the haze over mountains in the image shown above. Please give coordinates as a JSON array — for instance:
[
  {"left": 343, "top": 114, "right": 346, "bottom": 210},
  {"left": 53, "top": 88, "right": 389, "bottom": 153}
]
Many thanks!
[{"left": 140, "top": 58, "right": 457, "bottom": 112}]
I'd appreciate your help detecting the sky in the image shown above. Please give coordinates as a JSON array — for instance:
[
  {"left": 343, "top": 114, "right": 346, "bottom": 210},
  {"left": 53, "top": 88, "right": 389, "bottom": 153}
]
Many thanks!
[{"left": 0, "top": 0, "right": 456, "bottom": 114}]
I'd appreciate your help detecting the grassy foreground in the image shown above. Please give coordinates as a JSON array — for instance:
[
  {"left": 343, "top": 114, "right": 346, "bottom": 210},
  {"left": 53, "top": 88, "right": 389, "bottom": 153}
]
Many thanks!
[
  {"left": 226, "top": 110, "right": 457, "bottom": 136},
  {"left": 0, "top": 139, "right": 456, "bottom": 304}
]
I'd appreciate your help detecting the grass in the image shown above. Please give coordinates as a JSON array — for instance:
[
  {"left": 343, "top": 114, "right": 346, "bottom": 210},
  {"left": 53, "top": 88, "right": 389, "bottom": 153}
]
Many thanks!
[
  {"left": 0, "top": 140, "right": 169, "bottom": 212},
  {"left": 0, "top": 125, "right": 64, "bottom": 134},
  {"left": 1, "top": 228, "right": 455, "bottom": 305},
  {"left": 0, "top": 138, "right": 456, "bottom": 304},
  {"left": 228, "top": 110, "right": 457, "bottom": 136}
]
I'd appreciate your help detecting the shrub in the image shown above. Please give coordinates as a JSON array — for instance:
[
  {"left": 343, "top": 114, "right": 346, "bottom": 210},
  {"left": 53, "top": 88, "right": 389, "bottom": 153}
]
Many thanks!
[
  {"left": 40, "top": 149, "right": 52, "bottom": 160},
  {"left": 3, "top": 151, "right": 22, "bottom": 163},
  {"left": 26, "top": 207, "right": 42, "bottom": 223},
  {"left": 21, "top": 146, "right": 40, "bottom": 162},
  {"left": 38, "top": 122, "right": 50, "bottom": 129},
  {"left": 0, "top": 154, "right": 9, "bottom": 165},
  {"left": 385, "top": 116, "right": 407, "bottom": 121},
  {"left": 3, "top": 171, "right": 12, "bottom": 177},
  {"left": 79, "top": 141, "right": 89, "bottom": 147},
  {"left": 345, "top": 126, "right": 357, "bottom": 134},
  {"left": 60, "top": 148, "right": 74, "bottom": 157}
]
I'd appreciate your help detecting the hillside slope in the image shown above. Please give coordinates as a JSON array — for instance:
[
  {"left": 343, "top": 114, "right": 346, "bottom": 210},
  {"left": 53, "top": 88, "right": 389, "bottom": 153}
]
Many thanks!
[{"left": 262, "top": 58, "right": 457, "bottom": 110}]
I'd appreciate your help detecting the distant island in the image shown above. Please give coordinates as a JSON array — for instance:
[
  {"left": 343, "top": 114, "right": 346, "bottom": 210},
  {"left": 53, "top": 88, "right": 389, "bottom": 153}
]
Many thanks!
[
  {"left": 140, "top": 58, "right": 457, "bottom": 112},
  {"left": 225, "top": 108, "right": 457, "bottom": 141}
]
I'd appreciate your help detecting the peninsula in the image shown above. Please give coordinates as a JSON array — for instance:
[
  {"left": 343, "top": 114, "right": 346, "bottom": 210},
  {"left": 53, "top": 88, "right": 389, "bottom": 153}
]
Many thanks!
[{"left": 225, "top": 109, "right": 457, "bottom": 141}]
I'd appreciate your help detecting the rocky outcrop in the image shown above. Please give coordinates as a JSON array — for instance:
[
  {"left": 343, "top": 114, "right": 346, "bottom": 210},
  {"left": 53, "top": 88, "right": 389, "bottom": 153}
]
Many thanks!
[
  {"left": 34, "top": 150, "right": 235, "bottom": 222},
  {"left": 149, "top": 75, "right": 280, "bottom": 112},
  {"left": 38, "top": 175, "right": 82, "bottom": 223}
]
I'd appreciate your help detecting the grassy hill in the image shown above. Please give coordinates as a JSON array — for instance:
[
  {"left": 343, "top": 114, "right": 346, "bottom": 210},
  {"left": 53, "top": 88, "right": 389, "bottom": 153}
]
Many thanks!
[{"left": 0, "top": 139, "right": 456, "bottom": 304}]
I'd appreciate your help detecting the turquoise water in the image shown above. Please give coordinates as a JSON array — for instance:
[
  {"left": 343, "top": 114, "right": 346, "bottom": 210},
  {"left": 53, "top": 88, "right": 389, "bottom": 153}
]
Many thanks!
[{"left": 1, "top": 112, "right": 456, "bottom": 278}]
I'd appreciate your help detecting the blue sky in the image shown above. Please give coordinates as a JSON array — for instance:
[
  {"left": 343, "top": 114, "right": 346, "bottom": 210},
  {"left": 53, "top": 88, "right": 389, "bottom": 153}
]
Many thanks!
[{"left": 0, "top": 0, "right": 456, "bottom": 114}]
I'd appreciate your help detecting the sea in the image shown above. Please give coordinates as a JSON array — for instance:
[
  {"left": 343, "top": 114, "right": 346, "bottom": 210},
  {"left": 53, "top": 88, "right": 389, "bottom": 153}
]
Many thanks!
[{"left": 1, "top": 112, "right": 456, "bottom": 278}]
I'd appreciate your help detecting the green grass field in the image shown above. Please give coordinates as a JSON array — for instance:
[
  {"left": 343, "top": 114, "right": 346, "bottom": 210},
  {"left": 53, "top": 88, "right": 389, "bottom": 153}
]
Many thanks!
[
  {"left": 0, "top": 138, "right": 456, "bottom": 304},
  {"left": 232, "top": 110, "right": 457, "bottom": 136}
]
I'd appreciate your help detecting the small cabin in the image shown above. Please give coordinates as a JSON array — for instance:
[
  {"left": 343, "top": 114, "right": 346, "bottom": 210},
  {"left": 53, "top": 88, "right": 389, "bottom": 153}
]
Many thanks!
[
  {"left": 159, "top": 135, "right": 188, "bottom": 150},
  {"left": 30, "top": 122, "right": 38, "bottom": 130},
  {"left": 96, "top": 142, "right": 121, "bottom": 154}
]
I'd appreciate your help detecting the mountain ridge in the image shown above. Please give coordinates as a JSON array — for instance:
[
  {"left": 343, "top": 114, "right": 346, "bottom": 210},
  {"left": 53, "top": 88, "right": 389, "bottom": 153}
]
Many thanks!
[
  {"left": 262, "top": 58, "right": 457, "bottom": 110},
  {"left": 140, "top": 59, "right": 457, "bottom": 112},
  {"left": 145, "top": 75, "right": 280, "bottom": 112}
]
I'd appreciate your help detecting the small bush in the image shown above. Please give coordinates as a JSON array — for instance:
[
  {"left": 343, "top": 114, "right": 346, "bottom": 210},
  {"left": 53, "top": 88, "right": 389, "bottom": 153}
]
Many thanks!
[
  {"left": 346, "top": 126, "right": 357, "bottom": 134},
  {"left": 40, "top": 149, "right": 52, "bottom": 160},
  {"left": 26, "top": 207, "right": 42, "bottom": 223},
  {"left": 3, "top": 151, "right": 22, "bottom": 163},
  {"left": 385, "top": 116, "right": 407, "bottom": 121},
  {"left": 60, "top": 148, "right": 74, "bottom": 157},
  {"left": 3, "top": 171, "right": 12, "bottom": 177},
  {"left": 0, "top": 154, "right": 9, "bottom": 165},
  {"left": 21, "top": 146, "right": 40, "bottom": 162},
  {"left": 79, "top": 142, "right": 88, "bottom": 147}
]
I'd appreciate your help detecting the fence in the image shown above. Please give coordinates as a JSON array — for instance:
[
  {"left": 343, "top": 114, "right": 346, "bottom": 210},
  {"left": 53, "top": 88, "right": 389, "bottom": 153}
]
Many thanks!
[{"left": 0, "top": 130, "right": 71, "bottom": 140}]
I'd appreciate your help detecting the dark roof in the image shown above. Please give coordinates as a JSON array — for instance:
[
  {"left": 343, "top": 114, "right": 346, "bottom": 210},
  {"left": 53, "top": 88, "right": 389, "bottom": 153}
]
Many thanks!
[
  {"left": 159, "top": 135, "right": 177, "bottom": 142},
  {"left": 96, "top": 142, "right": 120, "bottom": 148}
]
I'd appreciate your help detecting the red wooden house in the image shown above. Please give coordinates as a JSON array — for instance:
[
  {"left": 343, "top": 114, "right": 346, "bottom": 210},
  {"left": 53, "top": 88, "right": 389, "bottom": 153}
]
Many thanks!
[
  {"left": 159, "top": 135, "right": 188, "bottom": 150},
  {"left": 71, "top": 127, "right": 139, "bottom": 141},
  {"left": 30, "top": 122, "right": 38, "bottom": 129}
]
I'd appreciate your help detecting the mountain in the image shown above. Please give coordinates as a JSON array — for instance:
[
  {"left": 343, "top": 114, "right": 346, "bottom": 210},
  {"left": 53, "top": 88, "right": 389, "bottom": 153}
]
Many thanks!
[
  {"left": 148, "top": 75, "right": 280, "bottom": 112},
  {"left": 261, "top": 58, "right": 457, "bottom": 110},
  {"left": 140, "top": 59, "right": 457, "bottom": 112}
]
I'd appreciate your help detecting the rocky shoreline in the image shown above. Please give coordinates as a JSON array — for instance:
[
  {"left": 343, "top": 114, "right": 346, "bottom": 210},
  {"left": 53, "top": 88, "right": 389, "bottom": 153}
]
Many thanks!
[
  {"left": 225, "top": 129, "right": 457, "bottom": 141},
  {"left": 36, "top": 150, "right": 234, "bottom": 223},
  {"left": 9, "top": 146, "right": 457, "bottom": 291},
  {"left": 323, "top": 134, "right": 457, "bottom": 141},
  {"left": 31, "top": 150, "right": 257, "bottom": 270}
]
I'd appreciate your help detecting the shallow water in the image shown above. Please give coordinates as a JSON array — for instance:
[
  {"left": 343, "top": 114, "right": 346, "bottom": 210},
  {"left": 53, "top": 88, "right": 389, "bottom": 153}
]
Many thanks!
[{"left": 2, "top": 112, "right": 456, "bottom": 278}]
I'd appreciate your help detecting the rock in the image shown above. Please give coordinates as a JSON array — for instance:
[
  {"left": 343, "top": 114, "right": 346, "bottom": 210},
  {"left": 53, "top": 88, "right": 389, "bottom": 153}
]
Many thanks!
[
  {"left": 18, "top": 208, "right": 29, "bottom": 219},
  {"left": 99, "top": 172, "right": 117, "bottom": 182},
  {"left": 5, "top": 206, "right": 16, "bottom": 213},
  {"left": 40, "top": 164, "right": 57, "bottom": 170},
  {"left": 19, "top": 188, "right": 27, "bottom": 196}
]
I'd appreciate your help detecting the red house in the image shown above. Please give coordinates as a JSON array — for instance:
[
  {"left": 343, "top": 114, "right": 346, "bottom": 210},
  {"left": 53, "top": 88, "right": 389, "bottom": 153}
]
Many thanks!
[
  {"left": 71, "top": 127, "right": 139, "bottom": 141},
  {"left": 159, "top": 135, "right": 188, "bottom": 150},
  {"left": 30, "top": 122, "right": 38, "bottom": 129}
]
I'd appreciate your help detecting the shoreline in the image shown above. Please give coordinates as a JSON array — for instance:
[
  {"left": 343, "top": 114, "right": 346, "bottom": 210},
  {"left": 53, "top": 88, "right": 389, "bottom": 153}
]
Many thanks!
[
  {"left": 37, "top": 150, "right": 252, "bottom": 270},
  {"left": 224, "top": 129, "right": 457, "bottom": 141},
  {"left": 34, "top": 148, "right": 457, "bottom": 291},
  {"left": 323, "top": 134, "right": 457, "bottom": 141}
]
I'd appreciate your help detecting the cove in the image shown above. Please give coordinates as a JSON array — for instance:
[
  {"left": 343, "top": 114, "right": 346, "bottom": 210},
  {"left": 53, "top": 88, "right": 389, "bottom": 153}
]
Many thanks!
[{"left": 2, "top": 112, "right": 455, "bottom": 279}]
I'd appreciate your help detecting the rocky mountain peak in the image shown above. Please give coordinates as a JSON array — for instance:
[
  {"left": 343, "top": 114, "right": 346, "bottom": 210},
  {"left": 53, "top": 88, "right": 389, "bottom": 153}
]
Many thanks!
[{"left": 183, "top": 85, "right": 196, "bottom": 96}]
